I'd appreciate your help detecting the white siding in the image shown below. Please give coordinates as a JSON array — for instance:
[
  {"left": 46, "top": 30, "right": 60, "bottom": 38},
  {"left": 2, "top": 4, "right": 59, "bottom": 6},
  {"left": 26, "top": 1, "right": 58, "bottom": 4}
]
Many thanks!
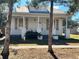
[
  {"left": 11, "top": 18, "right": 21, "bottom": 35},
  {"left": 11, "top": 17, "right": 64, "bottom": 36},
  {"left": 39, "top": 17, "right": 48, "bottom": 35},
  {"left": 28, "top": 17, "right": 38, "bottom": 32},
  {"left": 27, "top": 17, "right": 48, "bottom": 35}
]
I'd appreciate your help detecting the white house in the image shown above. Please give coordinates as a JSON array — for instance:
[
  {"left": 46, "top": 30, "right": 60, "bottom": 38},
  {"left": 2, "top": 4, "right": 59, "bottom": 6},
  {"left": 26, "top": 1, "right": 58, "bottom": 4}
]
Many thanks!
[{"left": 9, "top": 6, "right": 71, "bottom": 39}]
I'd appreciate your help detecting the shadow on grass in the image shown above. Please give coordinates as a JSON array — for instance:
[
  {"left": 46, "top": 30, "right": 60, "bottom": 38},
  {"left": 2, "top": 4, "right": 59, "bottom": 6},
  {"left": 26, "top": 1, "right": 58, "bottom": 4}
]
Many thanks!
[
  {"left": 10, "top": 39, "right": 48, "bottom": 45},
  {"left": 10, "top": 38, "right": 79, "bottom": 45},
  {"left": 1, "top": 35, "right": 79, "bottom": 45},
  {"left": 48, "top": 49, "right": 58, "bottom": 59}
]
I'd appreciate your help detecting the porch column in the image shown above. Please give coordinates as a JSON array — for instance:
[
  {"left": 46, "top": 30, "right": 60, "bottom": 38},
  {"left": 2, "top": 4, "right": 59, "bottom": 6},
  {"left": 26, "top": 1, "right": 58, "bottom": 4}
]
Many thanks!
[
  {"left": 11, "top": 17, "right": 15, "bottom": 30},
  {"left": 53, "top": 18, "right": 59, "bottom": 40},
  {"left": 52, "top": 17, "right": 55, "bottom": 35},
  {"left": 23, "top": 17, "right": 26, "bottom": 28},
  {"left": 10, "top": 17, "right": 15, "bottom": 35},
  {"left": 54, "top": 19, "right": 58, "bottom": 35},
  {"left": 65, "top": 17, "right": 70, "bottom": 38},
  {"left": 17, "top": 17, "right": 19, "bottom": 29},
  {"left": 21, "top": 17, "right": 26, "bottom": 39},
  {"left": 37, "top": 16, "right": 41, "bottom": 33},
  {"left": 58, "top": 19, "right": 63, "bottom": 35}
]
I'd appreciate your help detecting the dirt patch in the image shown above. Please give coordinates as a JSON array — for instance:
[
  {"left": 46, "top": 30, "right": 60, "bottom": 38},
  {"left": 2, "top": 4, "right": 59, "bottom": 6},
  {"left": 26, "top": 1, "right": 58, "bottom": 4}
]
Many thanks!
[
  {"left": 53, "top": 48, "right": 79, "bottom": 59},
  {"left": 0, "top": 48, "right": 79, "bottom": 59}
]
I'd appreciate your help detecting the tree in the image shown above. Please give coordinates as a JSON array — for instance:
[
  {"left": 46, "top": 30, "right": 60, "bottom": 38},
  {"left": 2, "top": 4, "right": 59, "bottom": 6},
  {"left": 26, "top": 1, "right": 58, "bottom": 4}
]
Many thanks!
[
  {"left": 68, "top": 20, "right": 79, "bottom": 28},
  {"left": 0, "top": 0, "right": 78, "bottom": 59},
  {"left": 31, "top": 0, "right": 69, "bottom": 52},
  {"left": 31, "top": 0, "right": 54, "bottom": 52},
  {"left": 67, "top": 0, "right": 79, "bottom": 14},
  {"left": 0, "top": 0, "right": 18, "bottom": 59},
  {"left": 31, "top": 0, "right": 67, "bottom": 52},
  {"left": 31, "top": 0, "right": 79, "bottom": 52},
  {"left": 0, "top": 3, "right": 7, "bottom": 27},
  {"left": 0, "top": 13, "right": 6, "bottom": 27},
  {"left": 1, "top": 1, "right": 13, "bottom": 59}
]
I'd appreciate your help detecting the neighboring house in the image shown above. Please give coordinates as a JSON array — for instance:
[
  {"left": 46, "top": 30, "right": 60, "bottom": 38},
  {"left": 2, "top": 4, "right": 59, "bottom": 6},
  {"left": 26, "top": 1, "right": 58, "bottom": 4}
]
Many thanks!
[
  {"left": 7, "top": 6, "right": 70, "bottom": 39},
  {"left": 70, "top": 26, "right": 79, "bottom": 34}
]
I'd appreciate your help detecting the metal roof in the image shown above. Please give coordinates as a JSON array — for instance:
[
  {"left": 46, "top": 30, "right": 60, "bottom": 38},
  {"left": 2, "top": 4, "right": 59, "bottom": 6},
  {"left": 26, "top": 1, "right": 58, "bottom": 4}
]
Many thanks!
[{"left": 14, "top": 6, "right": 66, "bottom": 14}]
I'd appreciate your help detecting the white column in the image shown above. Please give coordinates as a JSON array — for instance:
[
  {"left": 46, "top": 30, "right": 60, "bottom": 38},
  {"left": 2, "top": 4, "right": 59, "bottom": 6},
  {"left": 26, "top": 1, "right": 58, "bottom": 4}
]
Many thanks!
[
  {"left": 37, "top": 16, "right": 41, "bottom": 33},
  {"left": 52, "top": 17, "right": 55, "bottom": 35},
  {"left": 17, "top": 17, "right": 19, "bottom": 29},
  {"left": 10, "top": 17, "right": 15, "bottom": 35},
  {"left": 65, "top": 17, "right": 70, "bottom": 38},
  {"left": 11, "top": 17, "right": 15, "bottom": 29},
  {"left": 54, "top": 19, "right": 58, "bottom": 35},
  {"left": 53, "top": 18, "right": 59, "bottom": 40},
  {"left": 66, "top": 17, "right": 68, "bottom": 38},
  {"left": 58, "top": 19, "right": 63, "bottom": 35},
  {"left": 23, "top": 17, "right": 26, "bottom": 28},
  {"left": 21, "top": 17, "right": 26, "bottom": 40}
]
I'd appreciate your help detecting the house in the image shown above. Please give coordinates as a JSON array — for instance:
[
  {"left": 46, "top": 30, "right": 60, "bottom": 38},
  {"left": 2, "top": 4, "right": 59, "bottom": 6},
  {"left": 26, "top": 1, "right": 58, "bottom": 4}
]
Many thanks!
[
  {"left": 70, "top": 26, "right": 79, "bottom": 34},
  {"left": 8, "top": 6, "right": 71, "bottom": 39}
]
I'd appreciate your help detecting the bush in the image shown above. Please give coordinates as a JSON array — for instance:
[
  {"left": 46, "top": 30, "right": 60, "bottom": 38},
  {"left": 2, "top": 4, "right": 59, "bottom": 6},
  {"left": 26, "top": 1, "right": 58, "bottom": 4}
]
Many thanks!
[
  {"left": 10, "top": 35, "right": 22, "bottom": 43},
  {"left": 25, "top": 31, "right": 42, "bottom": 39},
  {"left": 59, "top": 35, "right": 66, "bottom": 39}
]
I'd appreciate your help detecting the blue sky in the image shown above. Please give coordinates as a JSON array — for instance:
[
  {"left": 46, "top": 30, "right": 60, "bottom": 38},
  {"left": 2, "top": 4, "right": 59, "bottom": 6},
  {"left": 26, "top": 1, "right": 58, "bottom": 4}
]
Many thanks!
[{"left": 13, "top": 0, "right": 79, "bottom": 21}]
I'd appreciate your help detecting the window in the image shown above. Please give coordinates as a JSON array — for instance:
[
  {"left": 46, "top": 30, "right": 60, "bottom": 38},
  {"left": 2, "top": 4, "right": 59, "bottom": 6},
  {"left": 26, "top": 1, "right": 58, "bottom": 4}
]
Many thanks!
[
  {"left": 15, "top": 17, "right": 17, "bottom": 29},
  {"left": 56, "top": 20, "right": 59, "bottom": 30},
  {"left": 19, "top": 17, "right": 23, "bottom": 27},
  {"left": 46, "top": 19, "right": 49, "bottom": 30}
]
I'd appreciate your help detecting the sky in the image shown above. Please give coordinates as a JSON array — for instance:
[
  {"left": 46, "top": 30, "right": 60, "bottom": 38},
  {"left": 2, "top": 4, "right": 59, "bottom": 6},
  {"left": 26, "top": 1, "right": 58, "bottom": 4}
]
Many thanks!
[{"left": 13, "top": 0, "right": 79, "bottom": 21}]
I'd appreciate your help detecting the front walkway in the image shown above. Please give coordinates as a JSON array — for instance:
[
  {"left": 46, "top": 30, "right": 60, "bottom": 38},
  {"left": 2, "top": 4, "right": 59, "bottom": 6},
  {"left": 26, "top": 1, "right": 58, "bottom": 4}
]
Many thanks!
[{"left": 9, "top": 45, "right": 79, "bottom": 49}]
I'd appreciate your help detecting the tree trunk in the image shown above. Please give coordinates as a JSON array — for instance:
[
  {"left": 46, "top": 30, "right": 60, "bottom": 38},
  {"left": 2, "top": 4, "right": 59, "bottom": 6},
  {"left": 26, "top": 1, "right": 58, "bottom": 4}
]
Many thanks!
[
  {"left": 48, "top": 0, "right": 53, "bottom": 52},
  {"left": 1, "top": 0, "right": 13, "bottom": 59}
]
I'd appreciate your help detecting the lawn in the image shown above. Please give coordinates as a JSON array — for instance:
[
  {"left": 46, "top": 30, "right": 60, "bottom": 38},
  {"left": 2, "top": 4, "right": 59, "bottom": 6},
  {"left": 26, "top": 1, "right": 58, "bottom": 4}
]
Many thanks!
[
  {"left": 70, "top": 34, "right": 79, "bottom": 39},
  {"left": 0, "top": 34, "right": 79, "bottom": 46},
  {"left": 10, "top": 39, "right": 48, "bottom": 46},
  {"left": 0, "top": 48, "right": 79, "bottom": 59}
]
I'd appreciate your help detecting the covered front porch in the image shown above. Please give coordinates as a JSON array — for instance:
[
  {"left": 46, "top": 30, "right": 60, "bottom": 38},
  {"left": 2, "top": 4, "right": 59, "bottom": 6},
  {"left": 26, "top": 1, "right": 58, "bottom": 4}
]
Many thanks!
[{"left": 10, "top": 12, "right": 70, "bottom": 39}]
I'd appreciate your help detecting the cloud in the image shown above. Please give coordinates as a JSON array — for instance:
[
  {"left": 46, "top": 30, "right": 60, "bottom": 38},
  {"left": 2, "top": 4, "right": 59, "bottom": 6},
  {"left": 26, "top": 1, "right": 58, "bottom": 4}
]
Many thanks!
[{"left": 53, "top": 6, "right": 59, "bottom": 9}]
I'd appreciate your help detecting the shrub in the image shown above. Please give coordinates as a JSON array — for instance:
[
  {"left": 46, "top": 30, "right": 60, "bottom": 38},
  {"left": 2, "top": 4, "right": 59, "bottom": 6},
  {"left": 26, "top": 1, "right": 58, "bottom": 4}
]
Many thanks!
[
  {"left": 59, "top": 35, "right": 66, "bottom": 39},
  {"left": 10, "top": 35, "right": 22, "bottom": 43},
  {"left": 25, "top": 31, "right": 42, "bottom": 39}
]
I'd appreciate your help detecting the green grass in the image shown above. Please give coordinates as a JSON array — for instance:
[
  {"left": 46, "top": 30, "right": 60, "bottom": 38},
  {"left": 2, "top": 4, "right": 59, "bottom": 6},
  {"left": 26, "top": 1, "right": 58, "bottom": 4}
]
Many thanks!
[
  {"left": 10, "top": 39, "right": 48, "bottom": 46},
  {"left": 0, "top": 34, "right": 79, "bottom": 46},
  {"left": 10, "top": 44, "right": 38, "bottom": 46},
  {"left": 70, "top": 34, "right": 79, "bottom": 39}
]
